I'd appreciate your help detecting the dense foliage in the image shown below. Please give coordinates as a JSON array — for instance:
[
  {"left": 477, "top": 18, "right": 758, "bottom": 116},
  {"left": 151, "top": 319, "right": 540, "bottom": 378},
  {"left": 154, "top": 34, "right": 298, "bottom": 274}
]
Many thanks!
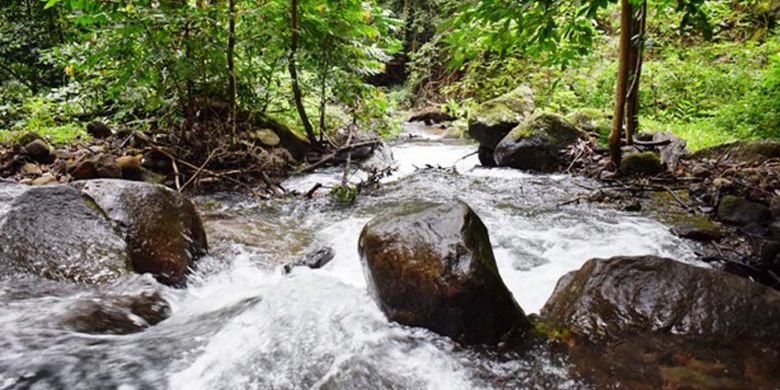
[
  {"left": 1, "top": 0, "right": 401, "bottom": 143},
  {"left": 0, "top": 0, "right": 778, "bottom": 150}
]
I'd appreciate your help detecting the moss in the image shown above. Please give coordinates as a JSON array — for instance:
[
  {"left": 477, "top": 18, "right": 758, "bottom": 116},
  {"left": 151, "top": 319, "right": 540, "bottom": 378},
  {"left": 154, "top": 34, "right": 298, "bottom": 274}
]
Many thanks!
[
  {"left": 621, "top": 152, "right": 664, "bottom": 176},
  {"left": 509, "top": 112, "right": 582, "bottom": 145},
  {"left": 471, "top": 85, "right": 534, "bottom": 127}
]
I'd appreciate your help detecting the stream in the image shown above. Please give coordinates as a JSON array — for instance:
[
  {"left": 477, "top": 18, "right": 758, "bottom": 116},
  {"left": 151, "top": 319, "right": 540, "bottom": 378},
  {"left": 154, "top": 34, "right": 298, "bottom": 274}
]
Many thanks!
[{"left": 0, "top": 123, "right": 702, "bottom": 389}]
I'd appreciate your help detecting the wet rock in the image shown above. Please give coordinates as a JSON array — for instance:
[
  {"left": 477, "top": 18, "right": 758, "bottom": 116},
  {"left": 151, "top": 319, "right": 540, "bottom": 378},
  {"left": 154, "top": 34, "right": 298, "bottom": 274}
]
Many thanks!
[
  {"left": 359, "top": 141, "right": 395, "bottom": 173},
  {"left": 61, "top": 291, "right": 170, "bottom": 335},
  {"left": 716, "top": 195, "right": 771, "bottom": 226},
  {"left": 467, "top": 86, "right": 535, "bottom": 166},
  {"left": 283, "top": 247, "right": 335, "bottom": 274},
  {"left": 541, "top": 256, "right": 780, "bottom": 342},
  {"left": 74, "top": 179, "right": 208, "bottom": 286},
  {"left": 409, "top": 107, "right": 455, "bottom": 125},
  {"left": 87, "top": 122, "right": 112, "bottom": 139},
  {"left": 478, "top": 146, "right": 497, "bottom": 167},
  {"left": 24, "top": 139, "right": 54, "bottom": 164},
  {"left": 672, "top": 223, "right": 723, "bottom": 242},
  {"left": 620, "top": 151, "right": 664, "bottom": 176},
  {"left": 358, "top": 201, "right": 531, "bottom": 345},
  {"left": 0, "top": 183, "right": 130, "bottom": 284},
  {"left": 493, "top": 112, "right": 585, "bottom": 172}
]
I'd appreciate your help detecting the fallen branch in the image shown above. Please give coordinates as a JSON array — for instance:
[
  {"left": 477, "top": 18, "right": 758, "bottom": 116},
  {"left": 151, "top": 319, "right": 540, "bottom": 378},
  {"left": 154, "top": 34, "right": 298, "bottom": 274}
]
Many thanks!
[{"left": 294, "top": 139, "right": 381, "bottom": 175}]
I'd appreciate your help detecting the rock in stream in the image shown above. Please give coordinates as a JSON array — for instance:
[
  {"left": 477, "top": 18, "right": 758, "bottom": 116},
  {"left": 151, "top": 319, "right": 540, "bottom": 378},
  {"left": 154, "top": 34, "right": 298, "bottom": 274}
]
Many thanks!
[{"left": 358, "top": 201, "right": 531, "bottom": 345}]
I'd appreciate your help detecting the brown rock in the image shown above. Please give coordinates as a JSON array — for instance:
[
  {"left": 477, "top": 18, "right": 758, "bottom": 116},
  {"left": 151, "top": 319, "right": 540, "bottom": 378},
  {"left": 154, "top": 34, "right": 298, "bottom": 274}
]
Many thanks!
[
  {"left": 70, "top": 159, "right": 98, "bottom": 180},
  {"left": 74, "top": 179, "right": 208, "bottom": 286},
  {"left": 358, "top": 201, "right": 530, "bottom": 345},
  {"left": 87, "top": 122, "right": 112, "bottom": 138},
  {"left": 24, "top": 139, "right": 54, "bottom": 164},
  {"left": 116, "top": 155, "right": 143, "bottom": 181}
]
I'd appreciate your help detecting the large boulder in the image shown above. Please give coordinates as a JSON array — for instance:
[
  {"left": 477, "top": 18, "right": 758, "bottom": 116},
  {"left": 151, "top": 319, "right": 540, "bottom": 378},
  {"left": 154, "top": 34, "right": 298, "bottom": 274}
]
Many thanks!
[
  {"left": 0, "top": 180, "right": 208, "bottom": 287},
  {"left": 690, "top": 140, "right": 780, "bottom": 164},
  {"left": 358, "top": 201, "right": 530, "bottom": 345},
  {"left": 493, "top": 112, "right": 585, "bottom": 172},
  {"left": 468, "top": 86, "right": 535, "bottom": 166},
  {"left": 0, "top": 183, "right": 130, "bottom": 284},
  {"left": 541, "top": 256, "right": 780, "bottom": 342},
  {"left": 74, "top": 179, "right": 208, "bottom": 286}
]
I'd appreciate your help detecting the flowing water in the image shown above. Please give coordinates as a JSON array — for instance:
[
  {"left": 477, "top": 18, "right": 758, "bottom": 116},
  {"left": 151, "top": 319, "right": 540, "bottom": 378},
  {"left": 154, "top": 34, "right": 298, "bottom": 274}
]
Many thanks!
[{"left": 0, "top": 123, "right": 702, "bottom": 389}]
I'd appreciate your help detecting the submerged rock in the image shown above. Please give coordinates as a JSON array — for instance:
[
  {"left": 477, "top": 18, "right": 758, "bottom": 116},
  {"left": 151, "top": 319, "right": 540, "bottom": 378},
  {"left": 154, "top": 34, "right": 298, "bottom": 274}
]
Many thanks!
[
  {"left": 541, "top": 256, "right": 780, "bottom": 341},
  {"left": 0, "top": 183, "right": 130, "bottom": 284},
  {"left": 61, "top": 290, "right": 170, "bottom": 335},
  {"left": 283, "top": 247, "right": 335, "bottom": 274},
  {"left": 75, "top": 179, "right": 208, "bottom": 286},
  {"left": 468, "top": 86, "right": 535, "bottom": 166},
  {"left": 494, "top": 112, "right": 585, "bottom": 172},
  {"left": 358, "top": 201, "right": 530, "bottom": 345}
]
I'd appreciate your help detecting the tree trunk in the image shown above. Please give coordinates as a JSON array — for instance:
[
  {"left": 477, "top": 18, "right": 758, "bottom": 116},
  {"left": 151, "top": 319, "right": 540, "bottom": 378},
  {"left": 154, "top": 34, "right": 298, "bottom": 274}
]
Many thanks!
[
  {"left": 227, "top": 0, "right": 237, "bottom": 136},
  {"left": 289, "top": 0, "right": 317, "bottom": 144},
  {"left": 608, "top": 0, "right": 633, "bottom": 168},
  {"left": 625, "top": 1, "right": 646, "bottom": 146}
]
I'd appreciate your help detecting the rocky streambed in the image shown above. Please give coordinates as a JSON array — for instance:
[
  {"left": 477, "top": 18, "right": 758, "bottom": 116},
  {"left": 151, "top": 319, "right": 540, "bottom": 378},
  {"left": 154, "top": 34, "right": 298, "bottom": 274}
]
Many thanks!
[{"left": 0, "top": 124, "right": 778, "bottom": 389}]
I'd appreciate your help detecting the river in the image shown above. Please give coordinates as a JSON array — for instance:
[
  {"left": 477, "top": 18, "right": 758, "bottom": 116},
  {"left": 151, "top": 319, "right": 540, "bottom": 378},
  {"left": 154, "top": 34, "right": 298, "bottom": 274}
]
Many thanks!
[{"left": 0, "top": 123, "right": 700, "bottom": 389}]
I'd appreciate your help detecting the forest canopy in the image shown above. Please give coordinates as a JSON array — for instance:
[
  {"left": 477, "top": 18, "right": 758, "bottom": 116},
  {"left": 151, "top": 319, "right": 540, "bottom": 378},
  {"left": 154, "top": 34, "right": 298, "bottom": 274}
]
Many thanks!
[{"left": 1, "top": 0, "right": 778, "bottom": 151}]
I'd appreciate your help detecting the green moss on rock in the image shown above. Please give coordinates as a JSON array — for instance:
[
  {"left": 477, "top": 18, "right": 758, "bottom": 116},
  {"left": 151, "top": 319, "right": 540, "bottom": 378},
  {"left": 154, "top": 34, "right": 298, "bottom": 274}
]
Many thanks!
[{"left": 621, "top": 152, "right": 664, "bottom": 176}]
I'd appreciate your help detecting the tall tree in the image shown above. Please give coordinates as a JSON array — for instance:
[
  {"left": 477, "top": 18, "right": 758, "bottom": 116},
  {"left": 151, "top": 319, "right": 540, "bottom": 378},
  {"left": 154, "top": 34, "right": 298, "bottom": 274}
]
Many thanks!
[
  {"left": 227, "top": 0, "right": 237, "bottom": 135},
  {"left": 288, "top": 0, "right": 317, "bottom": 144},
  {"left": 608, "top": 0, "right": 633, "bottom": 167}
]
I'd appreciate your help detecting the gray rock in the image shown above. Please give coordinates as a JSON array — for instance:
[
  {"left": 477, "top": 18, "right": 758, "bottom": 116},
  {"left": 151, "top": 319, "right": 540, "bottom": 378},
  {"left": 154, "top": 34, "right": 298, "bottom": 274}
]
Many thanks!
[
  {"left": 494, "top": 112, "right": 585, "bottom": 172},
  {"left": 0, "top": 183, "right": 130, "bottom": 285}
]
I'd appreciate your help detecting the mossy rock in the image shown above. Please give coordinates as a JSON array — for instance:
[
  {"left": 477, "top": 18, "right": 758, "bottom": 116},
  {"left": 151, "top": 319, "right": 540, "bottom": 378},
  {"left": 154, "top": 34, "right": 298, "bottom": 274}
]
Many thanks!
[
  {"left": 467, "top": 85, "right": 535, "bottom": 149},
  {"left": 493, "top": 112, "right": 585, "bottom": 172},
  {"left": 690, "top": 140, "right": 780, "bottom": 164},
  {"left": 621, "top": 152, "right": 664, "bottom": 176},
  {"left": 569, "top": 108, "right": 612, "bottom": 135}
]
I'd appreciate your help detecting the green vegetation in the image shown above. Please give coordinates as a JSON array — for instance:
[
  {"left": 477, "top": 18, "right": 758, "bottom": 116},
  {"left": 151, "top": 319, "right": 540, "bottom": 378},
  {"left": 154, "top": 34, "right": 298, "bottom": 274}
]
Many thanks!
[{"left": 1, "top": 0, "right": 777, "bottom": 153}]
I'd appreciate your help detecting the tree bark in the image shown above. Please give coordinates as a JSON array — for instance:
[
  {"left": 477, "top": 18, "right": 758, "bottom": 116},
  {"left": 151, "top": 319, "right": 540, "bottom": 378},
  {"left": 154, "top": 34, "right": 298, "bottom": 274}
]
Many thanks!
[
  {"left": 625, "top": 1, "right": 646, "bottom": 146},
  {"left": 227, "top": 0, "right": 237, "bottom": 136},
  {"left": 289, "top": 0, "right": 317, "bottom": 144},
  {"left": 608, "top": 0, "right": 633, "bottom": 168}
]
